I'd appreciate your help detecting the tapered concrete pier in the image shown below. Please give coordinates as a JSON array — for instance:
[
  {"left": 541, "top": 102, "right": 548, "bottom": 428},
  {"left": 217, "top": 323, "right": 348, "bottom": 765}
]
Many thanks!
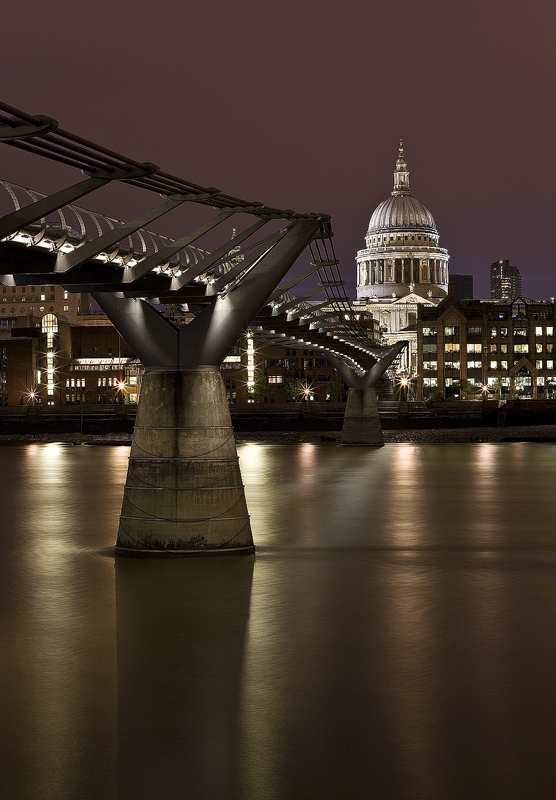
[
  {"left": 115, "top": 368, "right": 254, "bottom": 556},
  {"left": 341, "top": 388, "right": 384, "bottom": 446}
]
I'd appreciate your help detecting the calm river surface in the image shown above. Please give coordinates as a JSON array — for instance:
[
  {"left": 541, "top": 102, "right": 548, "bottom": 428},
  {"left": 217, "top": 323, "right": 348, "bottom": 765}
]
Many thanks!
[{"left": 2, "top": 441, "right": 556, "bottom": 799}]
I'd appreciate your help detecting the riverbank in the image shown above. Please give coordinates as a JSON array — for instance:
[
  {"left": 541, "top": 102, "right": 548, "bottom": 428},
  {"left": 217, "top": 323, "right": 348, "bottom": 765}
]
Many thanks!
[{"left": 1, "top": 425, "right": 556, "bottom": 444}]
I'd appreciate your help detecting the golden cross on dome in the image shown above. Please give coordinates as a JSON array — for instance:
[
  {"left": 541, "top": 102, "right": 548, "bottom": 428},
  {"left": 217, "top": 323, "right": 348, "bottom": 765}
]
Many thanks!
[{"left": 399, "top": 139, "right": 404, "bottom": 158}]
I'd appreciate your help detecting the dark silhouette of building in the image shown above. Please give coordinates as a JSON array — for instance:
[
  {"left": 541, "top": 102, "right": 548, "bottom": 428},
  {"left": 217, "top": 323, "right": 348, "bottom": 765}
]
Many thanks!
[
  {"left": 490, "top": 259, "right": 521, "bottom": 301},
  {"left": 450, "top": 274, "right": 473, "bottom": 300}
]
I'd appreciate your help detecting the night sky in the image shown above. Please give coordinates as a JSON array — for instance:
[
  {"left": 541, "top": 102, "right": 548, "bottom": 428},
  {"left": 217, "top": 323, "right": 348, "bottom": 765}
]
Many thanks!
[{"left": 2, "top": 0, "right": 556, "bottom": 299}]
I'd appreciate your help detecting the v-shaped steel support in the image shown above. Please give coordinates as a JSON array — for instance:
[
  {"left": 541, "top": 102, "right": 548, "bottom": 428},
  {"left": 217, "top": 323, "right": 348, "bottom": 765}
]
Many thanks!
[{"left": 93, "top": 218, "right": 322, "bottom": 368}]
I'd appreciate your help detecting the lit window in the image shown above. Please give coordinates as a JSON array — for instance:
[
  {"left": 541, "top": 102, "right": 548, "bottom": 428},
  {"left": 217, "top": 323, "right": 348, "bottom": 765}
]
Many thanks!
[
  {"left": 536, "top": 360, "right": 543, "bottom": 368},
  {"left": 40, "top": 295, "right": 45, "bottom": 301},
  {"left": 467, "top": 343, "right": 481, "bottom": 353},
  {"left": 268, "top": 376, "right": 283, "bottom": 383},
  {"left": 445, "top": 343, "right": 460, "bottom": 352},
  {"left": 490, "top": 327, "right": 497, "bottom": 338},
  {"left": 547, "top": 327, "right": 554, "bottom": 336},
  {"left": 514, "top": 344, "right": 529, "bottom": 353},
  {"left": 490, "top": 361, "right": 497, "bottom": 369},
  {"left": 444, "top": 326, "right": 459, "bottom": 337},
  {"left": 547, "top": 344, "right": 554, "bottom": 353},
  {"left": 536, "top": 344, "right": 543, "bottom": 353},
  {"left": 63, "top": 306, "right": 69, "bottom": 312},
  {"left": 490, "top": 344, "right": 497, "bottom": 353},
  {"left": 536, "top": 327, "right": 543, "bottom": 336},
  {"left": 500, "top": 327, "right": 508, "bottom": 336},
  {"left": 467, "top": 360, "right": 482, "bottom": 369},
  {"left": 547, "top": 361, "right": 554, "bottom": 370},
  {"left": 501, "top": 361, "right": 508, "bottom": 370}
]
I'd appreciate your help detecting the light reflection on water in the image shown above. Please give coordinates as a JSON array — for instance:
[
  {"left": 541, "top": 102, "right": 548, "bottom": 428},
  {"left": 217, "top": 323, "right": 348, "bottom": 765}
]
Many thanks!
[{"left": 2, "top": 442, "right": 556, "bottom": 798}]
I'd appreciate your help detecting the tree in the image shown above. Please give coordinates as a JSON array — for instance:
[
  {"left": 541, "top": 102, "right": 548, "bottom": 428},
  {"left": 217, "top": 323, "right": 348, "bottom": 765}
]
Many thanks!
[
  {"left": 283, "top": 376, "right": 306, "bottom": 402},
  {"left": 452, "top": 378, "right": 480, "bottom": 399},
  {"left": 250, "top": 370, "right": 272, "bottom": 401},
  {"left": 326, "top": 373, "right": 345, "bottom": 401}
]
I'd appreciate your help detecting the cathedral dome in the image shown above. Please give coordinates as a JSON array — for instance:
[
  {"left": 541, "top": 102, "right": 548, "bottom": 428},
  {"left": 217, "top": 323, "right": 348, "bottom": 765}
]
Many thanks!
[
  {"left": 367, "top": 194, "right": 437, "bottom": 235},
  {"left": 367, "top": 141, "right": 437, "bottom": 235},
  {"left": 356, "top": 141, "right": 449, "bottom": 302}
]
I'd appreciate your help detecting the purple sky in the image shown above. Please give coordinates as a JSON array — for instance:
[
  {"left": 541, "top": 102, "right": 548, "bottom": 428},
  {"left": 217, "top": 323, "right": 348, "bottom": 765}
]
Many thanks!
[{"left": 2, "top": 0, "right": 556, "bottom": 300}]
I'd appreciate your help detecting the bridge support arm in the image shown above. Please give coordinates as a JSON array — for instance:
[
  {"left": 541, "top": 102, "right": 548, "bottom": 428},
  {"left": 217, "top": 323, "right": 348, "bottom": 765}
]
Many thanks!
[{"left": 327, "top": 341, "right": 408, "bottom": 446}]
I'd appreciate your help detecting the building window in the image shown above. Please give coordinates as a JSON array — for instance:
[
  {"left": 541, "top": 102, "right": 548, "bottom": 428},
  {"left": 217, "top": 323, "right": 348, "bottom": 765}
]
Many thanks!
[
  {"left": 444, "top": 326, "right": 459, "bottom": 337},
  {"left": 547, "top": 344, "right": 554, "bottom": 353},
  {"left": 536, "top": 327, "right": 543, "bottom": 336},
  {"left": 514, "top": 344, "right": 529, "bottom": 353},
  {"left": 467, "top": 343, "right": 481, "bottom": 353},
  {"left": 536, "top": 344, "right": 543, "bottom": 353},
  {"left": 422, "top": 327, "right": 437, "bottom": 337},
  {"left": 423, "top": 361, "right": 437, "bottom": 370},
  {"left": 501, "top": 361, "right": 508, "bottom": 370},
  {"left": 500, "top": 344, "right": 508, "bottom": 353},
  {"left": 445, "top": 343, "right": 460, "bottom": 352},
  {"left": 268, "top": 376, "right": 283, "bottom": 384},
  {"left": 490, "top": 344, "right": 497, "bottom": 353},
  {"left": 490, "top": 361, "right": 497, "bottom": 369},
  {"left": 467, "top": 360, "right": 482, "bottom": 369},
  {"left": 423, "top": 378, "right": 438, "bottom": 387},
  {"left": 547, "top": 361, "right": 554, "bottom": 370},
  {"left": 536, "top": 360, "right": 543, "bottom": 369},
  {"left": 468, "top": 327, "right": 482, "bottom": 336},
  {"left": 514, "top": 328, "right": 527, "bottom": 337},
  {"left": 490, "top": 327, "right": 497, "bottom": 338},
  {"left": 547, "top": 327, "right": 554, "bottom": 336},
  {"left": 423, "top": 344, "right": 437, "bottom": 352}
]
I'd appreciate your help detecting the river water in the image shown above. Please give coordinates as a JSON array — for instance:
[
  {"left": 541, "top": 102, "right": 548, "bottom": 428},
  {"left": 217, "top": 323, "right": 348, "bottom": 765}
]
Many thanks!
[{"left": 2, "top": 441, "right": 556, "bottom": 799}]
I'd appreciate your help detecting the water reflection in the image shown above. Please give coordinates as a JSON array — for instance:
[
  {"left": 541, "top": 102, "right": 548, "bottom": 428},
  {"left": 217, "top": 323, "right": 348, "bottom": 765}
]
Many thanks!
[
  {"left": 2, "top": 442, "right": 556, "bottom": 798},
  {"left": 116, "top": 556, "right": 254, "bottom": 800}
]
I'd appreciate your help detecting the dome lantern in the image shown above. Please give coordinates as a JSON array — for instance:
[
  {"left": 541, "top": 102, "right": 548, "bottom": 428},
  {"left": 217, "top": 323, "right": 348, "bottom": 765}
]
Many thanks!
[{"left": 393, "top": 140, "right": 410, "bottom": 195}]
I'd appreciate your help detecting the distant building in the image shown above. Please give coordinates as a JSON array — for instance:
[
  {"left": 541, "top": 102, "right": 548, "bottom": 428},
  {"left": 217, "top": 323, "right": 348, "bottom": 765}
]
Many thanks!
[
  {"left": 450, "top": 274, "right": 473, "bottom": 300},
  {"left": 490, "top": 259, "right": 521, "bottom": 301}
]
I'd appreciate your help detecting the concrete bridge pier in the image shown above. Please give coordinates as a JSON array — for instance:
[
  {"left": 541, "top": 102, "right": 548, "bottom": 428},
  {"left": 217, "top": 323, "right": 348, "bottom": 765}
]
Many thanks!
[
  {"left": 327, "top": 340, "right": 408, "bottom": 446},
  {"left": 116, "top": 367, "right": 253, "bottom": 556},
  {"left": 93, "top": 218, "right": 323, "bottom": 555},
  {"left": 341, "top": 387, "right": 383, "bottom": 445}
]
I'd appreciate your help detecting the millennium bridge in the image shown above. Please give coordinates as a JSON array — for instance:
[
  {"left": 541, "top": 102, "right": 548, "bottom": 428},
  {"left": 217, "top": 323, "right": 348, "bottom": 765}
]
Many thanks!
[{"left": 0, "top": 100, "right": 406, "bottom": 555}]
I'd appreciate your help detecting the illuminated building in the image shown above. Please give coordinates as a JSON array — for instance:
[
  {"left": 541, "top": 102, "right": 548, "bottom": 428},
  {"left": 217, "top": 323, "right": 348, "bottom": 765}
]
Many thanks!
[
  {"left": 416, "top": 291, "right": 556, "bottom": 400},
  {"left": 354, "top": 143, "right": 450, "bottom": 378}
]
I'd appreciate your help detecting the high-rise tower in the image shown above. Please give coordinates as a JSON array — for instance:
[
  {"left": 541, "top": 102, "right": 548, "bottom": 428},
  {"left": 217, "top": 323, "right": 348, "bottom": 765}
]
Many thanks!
[{"left": 490, "top": 259, "right": 521, "bottom": 301}]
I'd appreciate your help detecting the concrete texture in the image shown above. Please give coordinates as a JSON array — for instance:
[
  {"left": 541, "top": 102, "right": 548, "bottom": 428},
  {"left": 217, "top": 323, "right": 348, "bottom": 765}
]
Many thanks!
[
  {"left": 115, "top": 368, "right": 254, "bottom": 556},
  {"left": 341, "top": 388, "right": 384, "bottom": 446}
]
